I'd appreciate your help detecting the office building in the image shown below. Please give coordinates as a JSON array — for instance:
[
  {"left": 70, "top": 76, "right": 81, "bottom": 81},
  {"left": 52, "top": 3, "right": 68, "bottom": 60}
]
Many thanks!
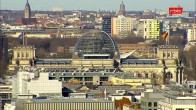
[
  {"left": 0, "top": 32, "right": 8, "bottom": 77},
  {"left": 15, "top": 98, "right": 115, "bottom": 110},
  {"left": 12, "top": 70, "right": 62, "bottom": 98},
  {"left": 111, "top": 15, "right": 132, "bottom": 38},
  {"left": 141, "top": 89, "right": 164, "bottom": 110},
  {"left": 102, "top": 16, "right": 112, "bottom": 35},
  {"left": 158, "top": 94, "right": 196, "bottom": 110},
  {"left": 0, "top": 84, "right": 12, "bottom": 110},
  {"left": 143, "top": 19, "right": 161, "bottom": 40},
  {"left": 187, "top": 28, "right": 196, "bottom": 42}
]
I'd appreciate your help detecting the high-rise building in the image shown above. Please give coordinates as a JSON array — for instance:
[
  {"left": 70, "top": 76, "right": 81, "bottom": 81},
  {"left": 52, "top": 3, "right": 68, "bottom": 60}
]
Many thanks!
[
  {"left": 24, "top": 0, "right": 31, "bottom": 18},
  {"left": 111, "top": 15, "right": 132, "bottom": 38},
  {"left": 0, "top": 31, "right": 8, "bottom": 77},
  {"left": 102, "top": 16, "right": 112, "bottom": 35},
  {"left": 117, "top": 1, "right": 126, "bottom": 16},
  {"left": 143, "top": 19, "right": 162, "bottom": 40},
  {"left": 187, "top": 28, "right": 196, "bottom": 42}
]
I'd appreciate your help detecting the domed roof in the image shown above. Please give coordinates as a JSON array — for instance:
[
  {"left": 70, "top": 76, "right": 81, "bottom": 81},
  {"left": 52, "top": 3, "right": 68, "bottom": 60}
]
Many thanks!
[{"left": 74, "top": 30, "right": 119, "bottom": 59}]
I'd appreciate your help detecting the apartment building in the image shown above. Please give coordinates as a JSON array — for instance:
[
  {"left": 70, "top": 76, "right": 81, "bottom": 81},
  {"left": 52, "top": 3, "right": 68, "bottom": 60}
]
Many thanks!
[
  {"left": 144, "top": 19, "right": 161, "bottom": 40},
  {"left": 111, "top": 15, "right": 132, "bottom": 38}
]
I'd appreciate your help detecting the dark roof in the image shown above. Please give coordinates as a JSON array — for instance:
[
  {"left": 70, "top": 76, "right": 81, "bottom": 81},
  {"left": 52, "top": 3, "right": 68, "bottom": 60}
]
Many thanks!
[
  {"left": 16, "top": 17, "right": 37, "bottom": 25},
  {"left": 121, "top": 59, "right": 158, "bottom": 64},
  {"left": 35, "top": 59, "right": 71, "bottom": 64}
]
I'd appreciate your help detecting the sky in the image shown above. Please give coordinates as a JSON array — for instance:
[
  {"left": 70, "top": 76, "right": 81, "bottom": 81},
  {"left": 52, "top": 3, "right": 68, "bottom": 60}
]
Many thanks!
[{"left": 1, "top": 0, "right": 196, "bottom": 11}]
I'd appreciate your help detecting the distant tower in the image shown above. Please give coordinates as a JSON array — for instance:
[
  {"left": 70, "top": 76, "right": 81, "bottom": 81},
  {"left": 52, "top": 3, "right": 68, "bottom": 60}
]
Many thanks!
[
  {"left": 117, "top": 1, "right": 126, "bottom": 16},
  {"left": 24, "top": 0, "right": 31, "bottom": 18}
]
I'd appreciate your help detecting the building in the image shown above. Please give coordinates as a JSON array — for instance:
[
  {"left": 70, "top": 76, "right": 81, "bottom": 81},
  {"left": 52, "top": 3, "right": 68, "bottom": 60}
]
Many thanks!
[
  {"left": 111, "top": 15, "right": 132, "bottom": 38},
  {"left": 143, "top": 19, "right": 162, "bottom": 40},
  {"left": 102, "top": 16, "right": 112, "bottom": 35},
  {"left": 15, "top": 98, "right": 115, "bottom": 110},
  {"left": 184, "top": 41, "right": 196, "bottom": 51},
  {"left": 187, "top": 81, "right": 196, "bottom": 93},
  {"left": 117, "top": 1, "right": 126, "bottom": 16},
  {"left": 24, "top": 0, "right": 31, "bottom": 19},
  {"left": 4, "top": 102, "right": 15, "bottom": 110},
  {"left": 2, "top": 28, "right": 50, "bottom": 38},
  {"left": 136, "top": 20, "right": 144, "bottom": 37},
  {"left": 118, "top": 42, "right": 156, "bottom": 58},
  {"left": 187, "top": 28, "right": 196, "bottom": 42},
  {"left": 15, "top": 0, "right": 37, "bottom": 26},
  {"left": 12, "top": 70, "right": 62, "bottom": 98},
  {"left": 121, "top": 45, "right": 183, "bottom": 85},
  {"left": 0, "top": 32, "right": 8, "bottom": 77},
  {"left": 158, "top": 94, "right": 196, "bottom": 110},
  {"left": 8, "top": 45, "right": 36, "bottom": 71},
  {"left": 109, "top": 74, "right": 151, "bottom": 86},
  {"left": 140, "top": 89, "right": 164, "bottom": 110},
  {"left": 0, "top": 84, "right": 12, "bottom": 110},
  {"left": 8, "top": 31, "right": 184, "bottom": 85}
]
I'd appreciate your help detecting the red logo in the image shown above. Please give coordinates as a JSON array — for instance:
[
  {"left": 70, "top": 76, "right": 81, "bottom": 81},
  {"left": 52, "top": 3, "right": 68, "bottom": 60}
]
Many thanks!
[{"left": 169, "top": 7, "right": 183, "bottom": 14}]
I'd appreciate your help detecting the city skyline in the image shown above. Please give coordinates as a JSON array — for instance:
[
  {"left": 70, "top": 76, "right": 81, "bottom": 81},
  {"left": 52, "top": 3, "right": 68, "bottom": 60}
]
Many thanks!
[{"left": 1, "top": 0, "right": 196, "bottom": 11}]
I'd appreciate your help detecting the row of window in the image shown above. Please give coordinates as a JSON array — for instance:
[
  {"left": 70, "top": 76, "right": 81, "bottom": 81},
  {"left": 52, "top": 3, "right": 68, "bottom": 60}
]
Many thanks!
[
  {"left": 17, "top": 52, "right": 29, "bottom": 58},
  {"left": 141, "top": 101, "right": 157, "bottom": 107},
  {"left": 24, "top": 102, "right": 114, "bottom": 110}
]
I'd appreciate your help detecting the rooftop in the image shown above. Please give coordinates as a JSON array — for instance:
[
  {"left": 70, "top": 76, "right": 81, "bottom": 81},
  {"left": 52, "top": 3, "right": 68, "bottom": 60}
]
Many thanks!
[
  {"left": 21, "top": 98, "right": 113, "bottom": 103},
  {"left": 121, "top": 59, "right": 158, "bottom": 64}
]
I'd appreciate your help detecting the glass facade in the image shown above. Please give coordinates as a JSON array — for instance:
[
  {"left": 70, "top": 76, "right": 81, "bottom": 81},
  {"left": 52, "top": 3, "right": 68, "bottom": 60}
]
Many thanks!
[{"left": 74, "top": 31, "right": 119, "bottom": 59}]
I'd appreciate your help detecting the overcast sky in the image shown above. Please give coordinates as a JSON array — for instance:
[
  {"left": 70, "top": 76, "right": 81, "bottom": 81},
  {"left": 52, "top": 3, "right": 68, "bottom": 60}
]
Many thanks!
[{"left": 1, "top": 0, "right": 195, "bottom": 11}]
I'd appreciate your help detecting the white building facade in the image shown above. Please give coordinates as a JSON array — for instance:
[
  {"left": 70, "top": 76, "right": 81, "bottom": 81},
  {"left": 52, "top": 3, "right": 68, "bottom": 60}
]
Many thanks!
[
  {"left": 12, "top": 70, "right": 62, "bottom": 98},
  {"left": 158, "top": 95, "right": 196, "bottom": 110}
]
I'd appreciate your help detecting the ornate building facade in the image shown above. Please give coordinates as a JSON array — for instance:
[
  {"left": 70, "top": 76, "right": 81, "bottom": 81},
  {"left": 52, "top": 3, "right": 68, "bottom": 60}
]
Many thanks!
[{"left": 8, "top": 31, "right": 184, "bottom": 85}]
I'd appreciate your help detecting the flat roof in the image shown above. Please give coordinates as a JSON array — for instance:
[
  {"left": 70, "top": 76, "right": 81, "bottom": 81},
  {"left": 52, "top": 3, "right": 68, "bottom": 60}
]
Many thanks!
[
  {"left": 121, "top": 59, "right": 158, "bottom": 64},
  {"left": 22, "top": 98, "right": 113, "bottom": 103},
  {"left": 35, "top": 59, "right": 71, "bottom": 64},
  {"left": 83, "top": 54, "right": 110, "bottom": 57}
]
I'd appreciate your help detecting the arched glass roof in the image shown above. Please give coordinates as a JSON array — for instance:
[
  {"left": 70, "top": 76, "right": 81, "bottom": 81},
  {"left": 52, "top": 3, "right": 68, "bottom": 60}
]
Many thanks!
[{"left": 74, "top": 30, "right": 119, "bottom": 59}]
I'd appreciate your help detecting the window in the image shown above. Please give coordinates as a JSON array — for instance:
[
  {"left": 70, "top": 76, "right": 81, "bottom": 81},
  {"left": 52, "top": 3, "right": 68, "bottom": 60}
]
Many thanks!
[
  {"left": 154, "top": 102, "right": 157, "bottom": 107},
  {"left": 21, "top": 53, "right": 24, "bottom": 58},
  {"left": 145, "top": 73, "right": 148, "bottom": 78},
  {"left": 148, "top": 102, "right": 152, "bottom": 107},
  {"left": 190, "top": 85, "right": 193, "bottom": 89},
  {"left": 167, "top": 53, "right": 170, "bottom": 58},
  {"left": 17, "top": 52, "right": 20, "bottom": 58},
  {"left": 171, "top": 52, "right": 175, "bottom": 58},
  {"left": 26, "top": 53, "right": 29, "bottom": 58},
  {"left": 165, "top": 72, "right": 173, "bottom": 78},
  {"left": 163, "top": 52, "right": 166, "bottom": 58},
  {"left": 152, "top": 74, "right": 156, "bottom": 78}
]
